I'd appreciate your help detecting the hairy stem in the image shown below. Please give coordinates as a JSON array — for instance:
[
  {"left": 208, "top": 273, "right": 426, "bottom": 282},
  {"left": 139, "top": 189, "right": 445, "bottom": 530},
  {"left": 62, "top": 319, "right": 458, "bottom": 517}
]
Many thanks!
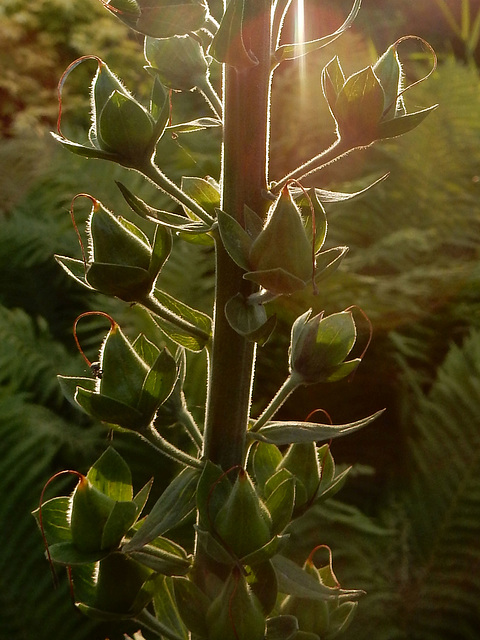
[
  {"left": 202, "top": 0, "right": 273, "bottom": 471},
  {"left": 270, "top": 136, "right": 354, "bottom": 193},
  {"left": 251, "top": 372, "right": 302, "bottom": 432},
  {"left": 143, "top": 424, "right": 203, "bottom": 469},
  {"left": 139, "top": 160, "right": 213, "bottom": 225}
]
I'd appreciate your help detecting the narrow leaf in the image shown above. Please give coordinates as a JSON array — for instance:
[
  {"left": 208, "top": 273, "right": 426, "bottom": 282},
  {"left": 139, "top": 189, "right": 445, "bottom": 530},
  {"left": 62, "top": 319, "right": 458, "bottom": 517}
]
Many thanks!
[
  {"left": 271, "top": 555, "right": 363, "bottom": 600},
  {"left": 249, "top": 410, "right": 384, "bottom": 446},
  {"left": 124, "top": 467, "right": 200, "bottom": 550},
  {"left": 273, "top": 0, "right": 361, "bottom": 66},
  {"left": 378, "top": 105, "right": 438, "bottom": 140}
]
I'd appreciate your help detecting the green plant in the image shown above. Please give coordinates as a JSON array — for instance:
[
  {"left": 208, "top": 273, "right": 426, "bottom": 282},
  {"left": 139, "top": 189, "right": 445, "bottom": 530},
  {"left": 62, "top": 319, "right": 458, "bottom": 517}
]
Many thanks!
[
  {"left": 434, "top": 0, "right": 480, "bottom": 63},
  {"left": 35, "top": 1, "right": 437, "bottom": 638}
]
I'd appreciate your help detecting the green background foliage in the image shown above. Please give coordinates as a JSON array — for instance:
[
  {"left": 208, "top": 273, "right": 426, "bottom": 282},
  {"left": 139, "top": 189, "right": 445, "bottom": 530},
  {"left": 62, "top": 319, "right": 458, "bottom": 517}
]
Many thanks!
[{"left": 1, "top": 1, "right": 479, "bottom": 638}]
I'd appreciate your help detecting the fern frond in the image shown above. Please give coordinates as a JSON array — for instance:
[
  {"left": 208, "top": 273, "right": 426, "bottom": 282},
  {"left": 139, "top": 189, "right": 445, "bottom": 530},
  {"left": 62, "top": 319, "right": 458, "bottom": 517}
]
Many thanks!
[
  {"left": 397, "top": 328, "right": 480, "bottom": 638},
  {"left": 0, "top": 306, "right": 81, "bottom": 409}
]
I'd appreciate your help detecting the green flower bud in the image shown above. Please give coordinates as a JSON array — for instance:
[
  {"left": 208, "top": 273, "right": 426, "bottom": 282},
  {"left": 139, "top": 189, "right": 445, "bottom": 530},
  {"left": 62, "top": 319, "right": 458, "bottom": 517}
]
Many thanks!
[
  {"left": 289, "top": 309, "right": 361, "bottom": 384},
  {"left": 56, "top": 197, "right": 172, "bottom": 303},
  {"left": 64, "top": 321, "right": 177, "bottom": 431},
  {"left": 280, "top": 551, "right": 357, "bottom": 638},
  {"left": 321, "top": 42, "right": 437, "bottom": 147},
  {"left": 90, "top": 61, "right": 155, "bottom": 163},
  {"left": 145, "top": 34, "right": 209, "bottom": 91},
  {"left": 214, "top": 469, "right": 272, "bottom": 559},
  {"left": 96, "top": 90, "right": 154, "bottom": 161},
  {"left": 90, "top": 202, "right": 151, "bottom": 269},
  {"left": 245, "top": 187, "right": 313, "bottom": 294},
  {"left": 206, "top": 568, "right": 266, "bottom": 640}
]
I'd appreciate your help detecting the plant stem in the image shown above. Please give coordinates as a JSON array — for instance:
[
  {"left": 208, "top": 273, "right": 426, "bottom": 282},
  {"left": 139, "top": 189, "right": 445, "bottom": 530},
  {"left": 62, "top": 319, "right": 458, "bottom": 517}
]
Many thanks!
[
  {"left": 142, "top": 424, "right": 203, "bottom": 469},
  {"left": 139, "top": 160, "right": 214, "bottom": 226},
  {"left": 178, "top": 401, "right": 204, "bottom": 449},
  {"left": 270, "top": 136, "right": 353, "bottom": 193},
  {"left": 250, "top": 372, "right": 302, "bottom": 432},
  {"left": 202, "top": 0, "right": 273, "bottom": 471},
  {"left": 198, "top": 77, "right": 223, "bottom": 119}
]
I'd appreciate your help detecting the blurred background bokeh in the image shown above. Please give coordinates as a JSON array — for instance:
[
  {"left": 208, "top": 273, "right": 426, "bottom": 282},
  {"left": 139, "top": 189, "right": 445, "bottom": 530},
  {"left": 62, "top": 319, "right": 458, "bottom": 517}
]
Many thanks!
[{"left": 1, "top": 1, "right": 479, "bottom": 638}]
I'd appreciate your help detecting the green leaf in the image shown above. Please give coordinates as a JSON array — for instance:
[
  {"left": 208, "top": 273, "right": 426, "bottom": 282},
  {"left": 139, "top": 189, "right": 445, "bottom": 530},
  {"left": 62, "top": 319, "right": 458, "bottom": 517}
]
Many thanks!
[
  {"left": 149, "top": 224, "right": 173, "bottom": 278},
  {"left": 136, "top": 3, "right": 208, "bottom": 38},
  {"left": 33, "top": 496, "right": 71, "bottom": 546},
  {"left": 249, "top": 410, "right": 384, "bottom": 446},
  {"left": 173, "top": 577, "right": 211, "bottom": 637},
  {"left": 153, "top": 576, "right": 189, "bottom": 640},
  {"left": 333, "top": 66, "right": 385, "bottom": 143},
  {"left": 101, "top": 500, "right": 139, "bottom": 549},
  {"left": 196, "top": 460, "right": 232, "bottom": 529},
  {"left": 265, "top": 475, "right": 295, "bottom": 534},
  {"left": 294, "top": 189, "right": 327, "bottom": 253},
  {"left": 181, "top": 176, "right": 221, "bottom": 218},
  {"left": 195, "top": 526, "right": 235, "bottom": 565},
  {"left": 321, "top": 56, "right": 346, "bottom": 108},
  {"left": 311, "top": 174, "right": 389, "bottom": 204},
  {"left": 87, "top": 447, "right": 133, "bottom": 500},
  {"left": 152, "top": 288, "right": 212, "bottom": 352},
  {"left": 50, "top": 132, "right": 118, "bottom": 161},
  {"left": 378, "top": 105, "right": 438, "bottom": 140},
  {"left": 138, "top": 348, "right": 178, "bottom": 418},
  {"left": 313, "top": 246, "right": 349, "bottom": 284},
  {"left": 166, "top": 117, "right": 222, "bottom": 134},
  {"left": 54, "top": 255, "right": 91, "bottom": 289},
  {"left": 48, "top": 541, "right": 107, "bottom": 565},
  {"left": 150, "top": 74, "right": 169, "bottom": 123},
  {"left": 132, "top": 334, "right": 161, "bottom": 367},
  {"left": 327, "top": 601, "right": 358, "bottom": 638},
  {"left": 124, "top": 467, "right": 200, "bottom": 550},
  {"left": 133, "top": 480, "right": 153, "bottom": 516},
  {"left": 116, "top": 181, "right": 209, "bottom": 233},
  {"left": 75, "top": 387, "right": 146, "bottom": 430},
  {"left": 57, "top": 375, "right": 97, "bottom": 408},
  {"left": 271, "top": 555, "right": 363, "bottom": 601},
  {"left": 128, "top": 537, "right": 190, "bottom": 575},
  {"left": 317, "top": 311, "right": 357, "bottom": 366},
  {"left": 240, "top": 535, "right": 287, "bottom": 566},
  {"left": 272, "top": 0, "right": 361, "bottom": 67},
  {"left": 86, "top": 262, "right": 152, "bottom": 300},
  {"left": 247, "top": 560, "right": 278, "bottom": 616},
  {"left": 252, "top": 442, "right": 283, "bottom": 494},
  {"left": 322, "top": 358, "right": 360, "bottom": 382},
  {"left": 316, "top": 466, "right": 351, "bottom": 503},
  {"left": 98, "top": 91, "right": 154, "bottom": 159},
  {"left": 99, "top": 324, "right": 149, "bottom": 406},
  {"left": 265, "top": 615, "right": 299, "bottom": 640},
  {"left": 373, "top": 44, "right": 402, "bottom": 118},
  {"left": 225, "top": 293, "right": 276, "bottom": 344},
  {"left": 216, "top": 208, "right": 252, "bottom": 271},
  {"left": 244, "top": 267, "right": 307, "bottom": 295},
  {"left": 145, "top": 34, "right": 208, "bottom": 91},
  {"left": 209, "top": 0, "right": 258, "bottom": 68}
]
